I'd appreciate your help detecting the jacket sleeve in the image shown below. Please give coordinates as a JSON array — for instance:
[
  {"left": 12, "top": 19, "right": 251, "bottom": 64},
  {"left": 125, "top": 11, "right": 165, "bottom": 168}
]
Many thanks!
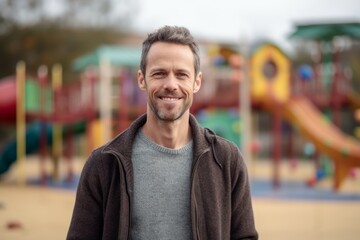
[
  {"left": 230, "top": 149, "right": 258, "bottom": 240},
  {"left": 67, "top": 152, "right": 104, "bottom": 240}
]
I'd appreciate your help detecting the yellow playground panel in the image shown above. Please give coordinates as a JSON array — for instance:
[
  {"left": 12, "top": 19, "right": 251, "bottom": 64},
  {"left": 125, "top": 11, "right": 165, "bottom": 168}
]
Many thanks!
[{"left": 250, "top": 43, "right": 290, "bottom": 103}]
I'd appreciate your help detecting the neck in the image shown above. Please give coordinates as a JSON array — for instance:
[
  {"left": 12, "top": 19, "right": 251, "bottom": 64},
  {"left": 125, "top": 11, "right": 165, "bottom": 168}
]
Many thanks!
[{"left": 142, "top": 111, "right": 192, "bottom": 149}]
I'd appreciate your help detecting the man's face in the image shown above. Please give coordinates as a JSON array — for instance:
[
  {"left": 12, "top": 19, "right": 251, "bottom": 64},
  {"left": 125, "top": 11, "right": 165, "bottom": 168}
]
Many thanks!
[{"left": 138, "top": 42, "right": 202, "bottom": 121}]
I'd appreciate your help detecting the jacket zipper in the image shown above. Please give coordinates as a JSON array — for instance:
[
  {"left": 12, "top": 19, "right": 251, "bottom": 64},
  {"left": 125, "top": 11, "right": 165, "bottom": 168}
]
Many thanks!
[
  {"left": 105, "top": 146, "right": 211, "bottom": 240},
  {"left": 191, "top": 149, "right": 210, "bottom": 240},
  {"left": 103, "top": 150, "right": 132, "bottom": 240}
]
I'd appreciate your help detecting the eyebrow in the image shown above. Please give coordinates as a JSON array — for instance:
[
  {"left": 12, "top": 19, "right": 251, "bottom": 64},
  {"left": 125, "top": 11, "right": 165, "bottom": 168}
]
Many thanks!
[{"left": 148, "top": 67, "right": 192, "bottom": 74}]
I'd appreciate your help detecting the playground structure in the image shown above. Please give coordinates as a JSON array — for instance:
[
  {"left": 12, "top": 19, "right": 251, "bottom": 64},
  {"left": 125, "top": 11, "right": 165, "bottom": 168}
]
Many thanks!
[
  {"left": 251, "top": 42, "right": 360, "bottom": 189},
  {"left": 194, "top": 40, "right": 360, "bottom": 190},
  {"left": 0, "top": 47, "right": 147, "bottom": 184},
  {"left": 0, "top": 64, "right": 100, "bottom": 183},
  {"left": 198, "top": 23, "right": 360, "bottom": 190},
  {"left": 0, "top": 23, "right": 360, "bottom": 191},
  {"left": 288, "top": 22, "right": 360, "bottom": 188}
]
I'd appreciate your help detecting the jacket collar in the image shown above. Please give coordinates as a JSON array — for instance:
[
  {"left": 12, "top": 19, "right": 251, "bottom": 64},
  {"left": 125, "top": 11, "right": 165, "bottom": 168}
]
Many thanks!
[
  {"left": 102, "top": 113, "right": 213, "bottom": 161},
  {"left": 102, "top": 113, "right": 147, "bottom": 159}
]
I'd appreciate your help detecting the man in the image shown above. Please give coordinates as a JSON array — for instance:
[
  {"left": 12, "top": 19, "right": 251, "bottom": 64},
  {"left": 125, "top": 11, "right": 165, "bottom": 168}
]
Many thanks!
[{"left": 67, "top": 25, "right": 258, "bottom": 240}]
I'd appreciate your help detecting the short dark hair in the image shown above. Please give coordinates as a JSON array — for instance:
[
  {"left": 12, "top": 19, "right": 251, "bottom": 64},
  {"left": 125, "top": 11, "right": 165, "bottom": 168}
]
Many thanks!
[{"left": 140, "top": 26, "right": 200, "bottom": 76}]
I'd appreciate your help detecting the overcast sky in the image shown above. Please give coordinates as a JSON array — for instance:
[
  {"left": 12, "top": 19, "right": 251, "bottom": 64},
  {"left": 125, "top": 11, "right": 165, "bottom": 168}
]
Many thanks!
[{"left": 130, "top": 0, "right": 360, "bottom": 48}]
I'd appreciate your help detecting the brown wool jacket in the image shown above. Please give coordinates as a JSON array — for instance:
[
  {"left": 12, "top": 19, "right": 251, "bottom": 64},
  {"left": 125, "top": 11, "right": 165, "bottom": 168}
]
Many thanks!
[{"left": 67, "top": 114, "right": 258, "bottom": 240}]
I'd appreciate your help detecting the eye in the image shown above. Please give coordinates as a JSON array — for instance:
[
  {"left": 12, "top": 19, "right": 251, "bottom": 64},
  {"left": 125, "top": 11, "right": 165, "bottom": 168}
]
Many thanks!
[
  {"left": 152, "top": 71, "right": 166, "bottom": 79},
  {"left": 176, "top": 72, "right": 189, "bottom": 79}
]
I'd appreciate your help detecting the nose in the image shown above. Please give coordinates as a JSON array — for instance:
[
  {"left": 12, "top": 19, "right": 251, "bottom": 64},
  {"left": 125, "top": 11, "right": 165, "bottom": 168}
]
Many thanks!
[{"left": 163, "top": 73, "right": 178, "bottom": 91}]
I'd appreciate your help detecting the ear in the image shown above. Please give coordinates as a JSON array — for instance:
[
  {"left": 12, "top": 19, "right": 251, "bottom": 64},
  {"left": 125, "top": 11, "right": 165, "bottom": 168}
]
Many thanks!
[
  {"left": 193, "top": 72, "right": 202, "bottom": 93},
  {"left": 137, "top": 70, "right": 146, "bottom": 91}
]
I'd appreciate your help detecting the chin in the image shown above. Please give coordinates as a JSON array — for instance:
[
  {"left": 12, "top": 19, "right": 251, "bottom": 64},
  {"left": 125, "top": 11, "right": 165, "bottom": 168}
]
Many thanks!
[{"left": 156, "top": 110, "right": 187, "bottom": 121}]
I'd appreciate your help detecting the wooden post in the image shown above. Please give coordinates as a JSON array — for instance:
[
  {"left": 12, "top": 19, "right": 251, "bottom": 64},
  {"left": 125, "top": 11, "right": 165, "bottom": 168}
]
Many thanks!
[
  {"left": 272, "top": 106, "right": 282, "bottom": 189},
  {"left": 52, "top": 64, "right": 63, "bottom": 181},
  {"left": 16, "top": 61, "right": 26, "bottom": 186},
  {"left": 84, "top": 70, "right": 96, "bottom": 155},
  {"left": 99, "top": 58, "right": 112, "bottom": 143},
  {"left": 240, "top": 40, "right": 252, "bottom": 171}
]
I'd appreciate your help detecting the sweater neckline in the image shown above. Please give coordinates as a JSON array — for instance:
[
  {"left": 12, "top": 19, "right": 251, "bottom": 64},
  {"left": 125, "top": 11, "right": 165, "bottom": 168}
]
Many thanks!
[{"left": 137, "top": 129, "right": 193, "bottom": 155}]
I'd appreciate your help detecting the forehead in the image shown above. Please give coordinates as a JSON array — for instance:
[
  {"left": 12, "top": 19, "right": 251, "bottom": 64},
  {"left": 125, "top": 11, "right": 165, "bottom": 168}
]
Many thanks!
[{"left": 146, "top": 42, "right": 195, "bottom": 71}]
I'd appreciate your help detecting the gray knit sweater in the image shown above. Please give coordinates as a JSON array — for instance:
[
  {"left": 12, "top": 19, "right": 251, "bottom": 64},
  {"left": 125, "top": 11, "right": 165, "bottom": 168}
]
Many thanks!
[{"left": 131, "top": 130, "right": 193, "bottom": 239}]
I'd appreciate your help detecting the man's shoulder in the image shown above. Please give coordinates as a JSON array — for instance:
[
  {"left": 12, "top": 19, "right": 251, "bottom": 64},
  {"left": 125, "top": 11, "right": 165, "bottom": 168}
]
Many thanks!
[
  {"left": 86, "top": 142, "right": 120, "bottom": 166},
  {"left": 204, "top": 128, "right": 239, "bottom": 154},
  {"left": 215, "top": 135, "right": 241, "bottom": 159}
]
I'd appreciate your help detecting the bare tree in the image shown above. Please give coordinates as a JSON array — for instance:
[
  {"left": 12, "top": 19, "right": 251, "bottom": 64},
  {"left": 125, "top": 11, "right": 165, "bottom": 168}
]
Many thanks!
[{"left": 0, "top": 0, "right": 137, "bottom": 28}]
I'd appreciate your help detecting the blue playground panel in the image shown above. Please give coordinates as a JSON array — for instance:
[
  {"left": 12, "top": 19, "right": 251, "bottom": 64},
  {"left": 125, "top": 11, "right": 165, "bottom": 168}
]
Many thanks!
[
  {"left": 251, "top": 178, "right": 360, "bottom": 201},
  {"left": 29, "top": 175, "right": 80, "bottom": 191},
  {"left": 27, "top": 175, "right": 360, "bottom": 202}
]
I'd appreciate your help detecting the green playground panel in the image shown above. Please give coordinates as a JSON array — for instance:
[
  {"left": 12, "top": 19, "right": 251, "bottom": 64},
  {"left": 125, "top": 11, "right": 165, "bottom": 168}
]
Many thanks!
[{"left": 25, "top": 79, "right": 53, "bottom": 114}]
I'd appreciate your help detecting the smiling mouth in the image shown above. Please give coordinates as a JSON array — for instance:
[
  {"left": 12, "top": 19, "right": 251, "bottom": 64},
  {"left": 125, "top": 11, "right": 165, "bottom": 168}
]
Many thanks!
[{"left": 160, "top": 97, "right": 181, "bottom": 101}]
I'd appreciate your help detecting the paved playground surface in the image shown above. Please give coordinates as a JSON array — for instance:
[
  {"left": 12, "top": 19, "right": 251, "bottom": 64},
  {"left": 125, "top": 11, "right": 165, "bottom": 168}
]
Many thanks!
[{"left": 1, "top": 156, "right": 360, "bottom": 240}]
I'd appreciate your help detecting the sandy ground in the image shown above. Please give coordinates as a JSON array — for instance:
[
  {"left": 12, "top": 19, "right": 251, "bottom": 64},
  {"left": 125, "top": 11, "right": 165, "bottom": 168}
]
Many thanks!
[{"left": 1, "top": 156, "right": 360, "bottom": 240}]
